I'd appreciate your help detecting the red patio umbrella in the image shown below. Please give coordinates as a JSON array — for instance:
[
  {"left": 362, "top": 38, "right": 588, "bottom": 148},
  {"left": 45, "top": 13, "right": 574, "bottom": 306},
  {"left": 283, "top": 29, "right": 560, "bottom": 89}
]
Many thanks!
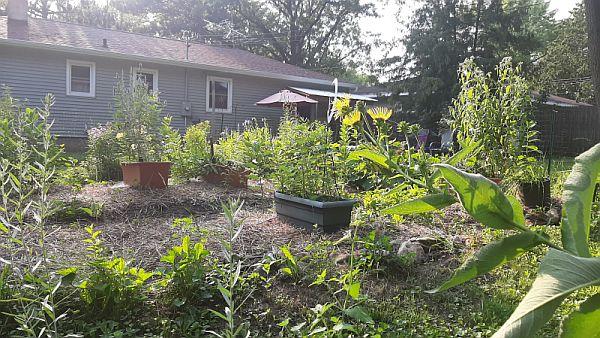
[{"left": 255, "top": 90, "right": 318, "bottom": 107}]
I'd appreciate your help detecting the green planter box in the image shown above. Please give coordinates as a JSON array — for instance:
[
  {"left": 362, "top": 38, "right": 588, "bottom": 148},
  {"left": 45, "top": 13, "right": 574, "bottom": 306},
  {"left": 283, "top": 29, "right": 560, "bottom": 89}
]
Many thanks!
[{"left": 274, "top": 192, "right": 358, "bottom": 233}]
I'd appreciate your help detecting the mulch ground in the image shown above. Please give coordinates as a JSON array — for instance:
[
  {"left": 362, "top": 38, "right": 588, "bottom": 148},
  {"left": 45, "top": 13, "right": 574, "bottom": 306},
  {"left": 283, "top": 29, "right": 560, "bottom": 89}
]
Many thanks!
[{"left": 40, "top": 181, "right": 345, "bottom": 271}]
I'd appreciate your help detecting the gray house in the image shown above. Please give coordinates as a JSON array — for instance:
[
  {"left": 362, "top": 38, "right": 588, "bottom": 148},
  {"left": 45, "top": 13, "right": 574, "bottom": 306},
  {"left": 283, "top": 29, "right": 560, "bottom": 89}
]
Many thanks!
[{"left": 0, "top": 0, "right": 372, "bottom": 148}]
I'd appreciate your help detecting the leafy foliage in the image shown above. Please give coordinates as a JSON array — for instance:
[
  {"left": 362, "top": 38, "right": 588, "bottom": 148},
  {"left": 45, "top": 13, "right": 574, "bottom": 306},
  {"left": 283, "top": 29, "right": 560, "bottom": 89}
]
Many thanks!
[
  {"left": 534, "top": 3, "right": 593, "bottom": 104},
  {"left": 387, "top": 143, "right": 600, "bottom": 337},
  {"left": 450, "top": 57, "right": 537, "bottom": 179},
  {"left": 273, "top": 116, "right": 344, "bottom": 200},
  {"left": 384, "top": 0, "right": 555, "bottom": 127},
  {"left": 79, "top": 226, "right": 154, "bottom": 320}
]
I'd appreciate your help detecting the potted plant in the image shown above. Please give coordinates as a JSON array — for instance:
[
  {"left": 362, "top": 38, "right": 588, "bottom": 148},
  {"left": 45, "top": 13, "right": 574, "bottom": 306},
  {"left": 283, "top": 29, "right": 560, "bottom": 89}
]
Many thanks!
[
  {"left": 273, "top": 116, "right": 357, "bottom": 233},
  {"left": 203, "top": 161, "right": 250, "bottom": 188},
  {"left": 449, "top": 58, "right": 537, "bottom": 184},
  {"left": 112, "top": 76, "right": 172, "bottom": 189},
  {"left": 513, "top": 158, "right": 551, "bottom": 209},
  {"left": 202, "top": 131, "right": 250, "bottom": 188}
]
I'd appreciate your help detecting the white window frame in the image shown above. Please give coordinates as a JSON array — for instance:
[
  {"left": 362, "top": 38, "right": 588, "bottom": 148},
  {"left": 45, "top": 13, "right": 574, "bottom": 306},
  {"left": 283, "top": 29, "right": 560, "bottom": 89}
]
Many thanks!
[
  {"left": 206, "top": 76, "right": 233, "bottom": 113},
  {"left": 66, "top": 59, "right": 96, "bottom": 97},
  {"left": 133, "top": 68, "right": 159, "bottom": 92}
]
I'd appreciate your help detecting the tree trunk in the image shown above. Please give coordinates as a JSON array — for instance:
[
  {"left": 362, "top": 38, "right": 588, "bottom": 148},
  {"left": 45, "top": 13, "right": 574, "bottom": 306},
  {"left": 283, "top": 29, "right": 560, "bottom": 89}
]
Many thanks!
[{"left": 585, "top": 0, "right": 600, "bottom": 106}]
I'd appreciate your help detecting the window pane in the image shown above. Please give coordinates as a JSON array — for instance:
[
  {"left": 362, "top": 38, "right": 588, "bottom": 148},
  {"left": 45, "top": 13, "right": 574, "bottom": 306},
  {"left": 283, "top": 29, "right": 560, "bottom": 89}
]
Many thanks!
[
  {"left": 137, "top": 72, "right": 154, "bottom": 91},
  {"left": 71, "top": 65, "right": 90, "bottom": 93},
  {"left": 214, "top": 81, "right": 228, "bottom": 95},
  {"left": 209, "top": 81, "right": 214, "bottom": 108},
  {"left": 209, "top": 79, "right": 230, "bottom": 110}
]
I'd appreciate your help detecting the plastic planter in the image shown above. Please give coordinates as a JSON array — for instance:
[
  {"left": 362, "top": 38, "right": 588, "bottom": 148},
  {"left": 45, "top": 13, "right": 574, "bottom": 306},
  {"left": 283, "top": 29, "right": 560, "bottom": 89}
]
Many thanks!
[
  {"left": 274, "top": 192, "right": 358, "bottom": 233},
  {"left": 520, "top": 178, "right": 551, "bottom": 209},
  {"left": 121, "top": 162, "right": 171, "bottom": 189}
]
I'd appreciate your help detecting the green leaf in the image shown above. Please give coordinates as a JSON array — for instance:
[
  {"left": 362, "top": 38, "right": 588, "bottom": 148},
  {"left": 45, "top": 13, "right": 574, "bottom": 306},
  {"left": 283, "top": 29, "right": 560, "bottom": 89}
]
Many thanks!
[
  {"left": 280, "top": 246, "right": 296, "bottom": 266},
  {"left": 348, "top": 149, "right": 391, "bottom": 170},
  {"left": 344, "top": 306, "right": 374, "bottom": 324},
  {"left": 435, "top": 164, "right": 525, "bottom": 230},
  {"left": 445, "top": 139, "right": 481, "bottom": 167},
  {"left": 346, "top": 282, "right": 361, "bottom": 300},
  {"left": 561, "top": 143, "right": 600, "bottom": 257},
  {"left": 492, "top": 249, "right": 600, "bottom": 338},
  {"left": 383, "top": 193, "right": 456, "bottom": 215},
  {"left": 428, "top": 231, "right": 546, "bottom": 293},
  {"left": 560, "top": 294, "right": 600, "bottom": 338}
]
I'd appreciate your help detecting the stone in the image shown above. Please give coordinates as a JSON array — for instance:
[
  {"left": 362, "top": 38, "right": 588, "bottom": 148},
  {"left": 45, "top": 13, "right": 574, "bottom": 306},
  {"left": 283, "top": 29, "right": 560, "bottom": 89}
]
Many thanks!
[{"left": 397, "top": 240, "right": 426, "bottom": 263}]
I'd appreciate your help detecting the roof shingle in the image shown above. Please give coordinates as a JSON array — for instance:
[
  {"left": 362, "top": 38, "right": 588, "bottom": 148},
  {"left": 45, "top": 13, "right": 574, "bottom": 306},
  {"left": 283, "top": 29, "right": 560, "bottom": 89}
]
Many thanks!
[{"left": 0, "top": 16, "right": 336, "bottom": 83}]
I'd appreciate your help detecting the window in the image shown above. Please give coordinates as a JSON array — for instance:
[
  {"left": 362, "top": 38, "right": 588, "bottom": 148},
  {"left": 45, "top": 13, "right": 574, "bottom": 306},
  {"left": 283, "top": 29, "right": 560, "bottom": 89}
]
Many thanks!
[
  {"left": 134, "top": 68, "right": 158, "bottom": 92},
  {"left": 66, "top": 60, "right": 95, "bottom": 97},
  {"left": 206, "top": 76, "right": 233, "bottom": 113}
]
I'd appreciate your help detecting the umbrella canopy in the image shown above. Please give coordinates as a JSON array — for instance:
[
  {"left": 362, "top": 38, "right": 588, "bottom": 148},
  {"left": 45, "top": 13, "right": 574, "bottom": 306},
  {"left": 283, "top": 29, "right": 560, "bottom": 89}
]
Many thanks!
[{"left": 255, "top": 90, "right": 318, "bottom": 107}]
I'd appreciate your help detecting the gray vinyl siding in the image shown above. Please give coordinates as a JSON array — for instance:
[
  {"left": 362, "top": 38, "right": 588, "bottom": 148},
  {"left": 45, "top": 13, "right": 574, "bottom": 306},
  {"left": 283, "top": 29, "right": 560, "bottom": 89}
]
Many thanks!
[{"left": 0, "top": 44, "right": 339, "bottom": 138}]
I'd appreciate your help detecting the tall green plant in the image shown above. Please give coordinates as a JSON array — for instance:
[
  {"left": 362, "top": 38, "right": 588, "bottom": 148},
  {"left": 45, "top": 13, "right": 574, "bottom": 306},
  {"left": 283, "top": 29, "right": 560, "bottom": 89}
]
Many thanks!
[
  {"left": 449, "top": 57, "right": 536, "bottom": 179},
  {"left": 112, "top": 77, "right": 165, "bottom": 162},
  {"left": 385, "top": 143, "right": 600, "bottom": 337},
  {"left": 273, "top": 116, "right": 343, "bottom": 200}
]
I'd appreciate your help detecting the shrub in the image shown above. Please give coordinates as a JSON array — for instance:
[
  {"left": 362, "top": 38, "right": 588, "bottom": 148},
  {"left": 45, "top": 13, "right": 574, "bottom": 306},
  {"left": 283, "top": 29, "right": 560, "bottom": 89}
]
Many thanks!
[
  {"left": 215, "top": 119, "right": 274, "bottom": 180},
  {"left": 159, "top": 235, "right": 214, "bottom": 306},
  {"left": 0, "top": 89, "right": 62, "bottom": 180},
  {"left": 170, "top": 121, "right": 212, "bottom": 180},
  {"left": 86, "top": 123, "right": 122, "bottom": 181},
  {"left": 112, "top": 78, "right": 165, "bottom": 162}
]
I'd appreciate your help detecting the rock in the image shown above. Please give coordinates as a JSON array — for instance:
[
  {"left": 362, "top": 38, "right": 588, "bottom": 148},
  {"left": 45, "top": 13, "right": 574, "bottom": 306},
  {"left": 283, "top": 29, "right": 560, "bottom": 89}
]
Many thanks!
[
  {"left": 411, "top": 236, "right": 448, "bottom": 251},
  {"left": 451, "top": 235, "right": 471, "bottom": 248},
  {"left": 546, "top": 207, "right": 561, "bottom": 226},
  {"left": 331, "top": 253, "right": 350, "bottom": 265},
  {"left": 397, "top": 240, "right": 426, "bottom": 263}
]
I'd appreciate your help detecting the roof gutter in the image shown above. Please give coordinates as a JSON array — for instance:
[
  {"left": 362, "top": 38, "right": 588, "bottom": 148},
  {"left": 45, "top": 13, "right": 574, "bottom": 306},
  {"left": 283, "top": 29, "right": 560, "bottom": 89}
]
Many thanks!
[{"left": 0, "top": 38, "right": 359, "bottom": 89}]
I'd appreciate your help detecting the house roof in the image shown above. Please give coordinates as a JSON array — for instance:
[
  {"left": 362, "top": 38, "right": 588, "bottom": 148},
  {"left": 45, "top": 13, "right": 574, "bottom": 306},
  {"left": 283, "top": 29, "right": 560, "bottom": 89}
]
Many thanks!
[
  {"left": 532, "top": 91, "right": 594, "bottom": 108},
  {"left": 0, "top": 16, "right": 353, "bottom": 87}
]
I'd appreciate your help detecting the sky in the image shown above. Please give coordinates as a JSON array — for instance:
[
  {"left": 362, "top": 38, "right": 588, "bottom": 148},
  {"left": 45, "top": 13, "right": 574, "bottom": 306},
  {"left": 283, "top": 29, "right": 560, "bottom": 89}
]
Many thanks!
[{"left": 361, "top": 0, "right": 582, "bottom": 61}]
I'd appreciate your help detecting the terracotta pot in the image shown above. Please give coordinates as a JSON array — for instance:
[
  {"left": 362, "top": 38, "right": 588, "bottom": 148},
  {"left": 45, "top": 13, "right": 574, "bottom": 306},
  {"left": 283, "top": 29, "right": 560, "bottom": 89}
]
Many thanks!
[
  {"left": 274, "top": 192, "right": 359, "bottom": 233},
  {"left": 490, "top": 177, "right": 503, "bottom": 185},
  {"left": 203, "top": 164, "right": 249, "bottom": 188},
  {"left": 121, "top": 162, "right": 171, "bottom": 189}
]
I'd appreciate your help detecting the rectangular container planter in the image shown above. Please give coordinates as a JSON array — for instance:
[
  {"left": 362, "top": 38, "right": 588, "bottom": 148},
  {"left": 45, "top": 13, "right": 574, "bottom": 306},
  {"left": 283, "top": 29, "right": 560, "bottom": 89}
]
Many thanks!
[
  {"left": 203, "top": 164, "right": 249, "bottom": 188},
  {"left": 274, "top": 192, "right": 359, "bottom": 233},
  {"left": 121, "top": 162, "right": 171, "bottom": 189}
]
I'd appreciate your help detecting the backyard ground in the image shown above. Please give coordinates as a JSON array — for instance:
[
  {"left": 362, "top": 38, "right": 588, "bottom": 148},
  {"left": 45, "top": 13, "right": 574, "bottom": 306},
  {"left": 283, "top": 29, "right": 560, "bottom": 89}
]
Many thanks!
[{"left": 20, "top": 158, "right": 594, "bottom": 337}]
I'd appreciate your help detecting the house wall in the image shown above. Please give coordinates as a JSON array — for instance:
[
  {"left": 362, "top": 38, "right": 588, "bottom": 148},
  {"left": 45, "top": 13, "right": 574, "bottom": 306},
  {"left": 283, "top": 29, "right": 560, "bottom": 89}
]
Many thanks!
[{"left": 0, "top": 45, "right": 338, "bottom": 140}]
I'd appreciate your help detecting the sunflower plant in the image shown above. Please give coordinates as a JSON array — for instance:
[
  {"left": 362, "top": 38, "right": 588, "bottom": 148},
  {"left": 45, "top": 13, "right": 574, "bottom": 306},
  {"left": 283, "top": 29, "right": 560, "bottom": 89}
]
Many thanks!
[{"left": 333, "top": 99, "right": 480, "bottom": 192}]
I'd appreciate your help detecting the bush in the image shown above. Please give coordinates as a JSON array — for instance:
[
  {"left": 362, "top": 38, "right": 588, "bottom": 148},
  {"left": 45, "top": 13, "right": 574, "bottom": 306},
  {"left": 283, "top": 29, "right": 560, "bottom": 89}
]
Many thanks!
[
  {"left": 0, "top": 89, "right": 62, "bottom": 179},
  {"left": 86, "top": 123, "right": 122, "bottom": 181},
  {"left": 215, "top": 119, "right": 274, "bottom": 180},
  {"left": 159, "top": 236, "right": 215, "bottom": 306},
  {"left": 169, "top": 121, "right": 212, "bottom": 180},
  {"left": 79, "top": 226, "right": 153, "bottom": 320}
]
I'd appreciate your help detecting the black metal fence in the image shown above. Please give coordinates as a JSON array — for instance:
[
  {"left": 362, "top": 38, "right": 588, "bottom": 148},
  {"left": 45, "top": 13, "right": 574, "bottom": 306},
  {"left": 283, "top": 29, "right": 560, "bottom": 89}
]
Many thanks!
[{"left": 534, "top": 105, "right": 600, "bottom": 157}]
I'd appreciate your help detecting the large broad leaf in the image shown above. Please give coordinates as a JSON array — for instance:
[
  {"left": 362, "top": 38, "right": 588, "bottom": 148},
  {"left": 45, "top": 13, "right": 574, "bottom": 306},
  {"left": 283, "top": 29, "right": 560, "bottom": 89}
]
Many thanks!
[
  {"left": 348, "top": 149, "right": 391, "bottom": 171},
  {"left": 435, "top": 164, "right": 525, "bottom": 230},
  {"left": 383, "top": 193, "right": 456, "bottom": 215},
  {"left": 492, "top": 249, "right": 600, "bottom": 338},
  {"left": 561, "top": 143, "right": 600, "bottom": 258},
  {"left": 428, "top": 231, "right": 547, "bottom": 293},
  {"left": 560, "top": 293, "right": 600, "bottom": 338}
]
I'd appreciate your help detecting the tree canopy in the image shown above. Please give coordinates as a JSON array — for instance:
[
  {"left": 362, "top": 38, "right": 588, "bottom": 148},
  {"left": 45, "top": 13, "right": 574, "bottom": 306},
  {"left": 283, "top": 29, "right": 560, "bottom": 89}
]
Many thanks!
[
  {"left": 534, "top": 3, "right": 593, "bottom": 104},
  {"left": 384, "top": 0, "right": 556, "bottom": 128}
]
